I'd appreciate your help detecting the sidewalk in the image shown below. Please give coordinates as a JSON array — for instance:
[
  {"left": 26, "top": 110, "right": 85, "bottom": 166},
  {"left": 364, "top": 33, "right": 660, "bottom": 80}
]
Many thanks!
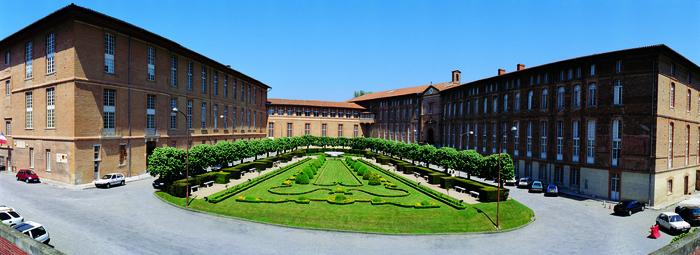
[{"left": 1, "top": 170, "right": 154, "bottom": 190}]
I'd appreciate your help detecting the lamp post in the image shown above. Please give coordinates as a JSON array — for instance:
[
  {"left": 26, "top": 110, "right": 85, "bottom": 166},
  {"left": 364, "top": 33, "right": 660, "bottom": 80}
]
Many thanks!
[
  {"left": 173, "top": 107, "right": 190, "bottom": 207},
  {"left": 457, "top": 131, "right": 474, "bottom": 178},
  {"left": 219, "top": 115, "right": 235, "bottom": 142},
  {"left": 496, "top": 126, "right": 517, "bottom": 229}
]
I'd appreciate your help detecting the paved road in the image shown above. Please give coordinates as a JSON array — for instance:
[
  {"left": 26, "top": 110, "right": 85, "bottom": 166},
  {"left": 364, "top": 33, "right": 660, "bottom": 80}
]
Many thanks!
[{"left": 0, "top": 169, "right": 676, "bottom": 255}]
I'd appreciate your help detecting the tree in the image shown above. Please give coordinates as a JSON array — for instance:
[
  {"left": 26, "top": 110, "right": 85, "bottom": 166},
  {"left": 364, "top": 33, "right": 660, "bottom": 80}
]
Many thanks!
[
  {"left": 456, "top": 150, "right": 483, "bottom": 179},
  {"left": 353, "top": 90, "right": 373, "bottom": 98},
  {"left": 185, "top": 144, "right": 217, "bottom": 174},
  {"left": 147, "top": 147, "right": 186, "bottom": 178}
]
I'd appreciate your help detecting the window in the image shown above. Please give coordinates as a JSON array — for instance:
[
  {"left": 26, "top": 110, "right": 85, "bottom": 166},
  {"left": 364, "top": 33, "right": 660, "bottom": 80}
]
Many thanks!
[
  {"left": 104, "top": 34, "right": 114, "bottom": 73},
  {"left": 253, "top": 87, "right": 256, "bottom": 105},
  {"left": 241, "top": 82, "right": 245, "bottom": 102},
  {"left": 668, "top": 179, "right": 673, "bottom": 195},
  {"left": 570, "top": 169, "right": 580, "bottom": 186},
  {"left": 560, "top": 70, "right": 565, "bottom": 81},
  {"left": 146, "top": 95, "right": 156, "bottom": 130},
  {"left": 213, "top": 105, "right": 218, "bottom": 129},
  {"left": 29, "top": 148, "right": 34, "bottom": 169},
  {"left": 186, "top": 100, "right": 192, "bottom": 129},
  {"left": 213, "top": 72, "right": 218, "bottom": 96},
  {"left": 493, "top": 97, "right": 498, "bottom": 113},
  {"left": 347, "top": 110, "right": 352, "bottom": 118},
  {"left": 170, "top": 56, "right": 177, "bottom": 87},
  {"left": 119, "top": 144, "right": 127, "bottom": 165},
  {"left": 201, "top": 67, "right": 206, "bottom": 93},
  {"left": 572, "top": 120, "right": 580, "bottom": 162},
  {"left": 5, "top": 80, "right": 9, "bottom": 95},
  {"left": 671, "top": 64, "right": 676, "bottom": 76},
  {"left": 688, "top": 90, "right": 692, "bottom": 112},
  {"left": 588, "top": 83, "right": 596, "bottom": 106},
  {"left": 483, "top": 98, "right": 488, "bottom": 113},
  {"left": 25, "top": 42, "right": 33, "bottom": 79},
  {"left": 529, "top": 76, "right": 533, "bottom": 86},
  {"left": 539, "top": 165, "right": 546, "bottom": 181},
  {"left": 201, "top": 103, "right": 206, "bottom": 129},
  {"left": 223, "top": 76, "right": 229, "bottom": 98},
  {"left": 612, "top": 120, "right": 621, "bottom": 166},
  {"left": 616, "top": 60, "right": 623, "bottom": 73},
  {"left": 305, "top": 123, "right": 310, "bottom": 135},
  {"left": 473, "top": 100, "right": 477, "bottom": 114},
  {"left": 555, "top": 167, "right": 562, "bottom": 183},
  {"left": 503, "top": 94, "right": 508, "bottom": 112},
  {"left": 4, "top": 51, "right": 8, "bottom": 65},
  {"left": 354, "top": 125, "right": 358, "bottom": 138},
  {"left": 573, "top": 85, "right": 581, "bottom": 107},
  {"left": 557, "top": 87, "right": 564, "bottom": 108},
  {"left": 46, "top": 149, "right": 51, "bottom": 172},
  {"left": 232, "top": 78, "right": 237, "bottom": 99},
  {"left": 296, "top": 108, "right": 302, "bottom": 117},
  {"left": 482, "top": 123, "right": 487, "bottom": 153},
  {"left": 474, "top": 123, "right": 478, "bottom": 150},
  {"left": 514, "top": 162, "right": 519, "bottom": 176},
  {"left": 314, "top": 109, "right": 319, "bottom": 117},
  {"left": 526, "top": 121, "right": 532, "bottom": 157},
  {"left": 232, "top": 107, "right": 236, "bottom": 129},
  {"left": 46, "top": 88, "right": 54, "bottom": 128},
  {"left": 502, "top": 123, "right": 507, "bottom": 153},
  {"left": 575, "top": 68, "right": 581, "bottom": 78},
  {"left": 94, "top": 146, "right": 100, "bottom": 160},
  {"left": 103, "top": 89, "right": 116, "bottom": 131},
  {"left": 25, "top": 92, "right": 32, "bottom": 128},
  {"left": 513, "top": 122, "right": 519, "bottom": 156},
  {"left": 587, "top": 120, "right": 595, "bottom": 164},
  {"left": 322, "top": 124, "right": 327, "bottom": 136},
  {"left": 247, "top": 110, "right": 251, "bottom": 130},
  {"left": 541, "top": 89, "right": 548, "bottom": 109},
  {"left": 590, "top": 64, "right": 596, "bottom": 76},
  {"left": 252, "top": 111, "right": 255, "bottom": 130},
  {"left": 322, "top": 109, "right": 328, "bottom": 117},
  {"left": 525, "top": 163, "right": 532, "bottom": 177},
  {"left": 537, "top": 75, "right": 541, "bottom": 84},
  {"left": 613, "top": 80, "right": 622, "bottom": 105},
  {"left": 541, "top": 121, "right": 547, "bottom": 159},
  {"left": 567, "top": 69, "right": 573, "bottom": 80},
  {"left": 338, "top": 124, "right": 343, "bottom": 137},
  {"left": 46, "top": 34, "right": 55, "bottom": 74},
  {"left": 268, "top": 123, "right": 274, "bottom": 137},
  {"left": 170, "top": 98, "right": 177, "bottom": 129},
  {"left": 698, "top": 127, "right": 700, "bottom": 164},
  {"left": 556, "top": 121, "right": 563, "bottom": 160},
  {"left": 247, "top": 85, "right": 251, "bottom": 103},
  {"left": 147, "top": 46, "right": 155, "bottom": 81},
  {"left": 224, "top": 106, "right": 228, "bottom": 129},
  {"left": 686, "top": 125, "right": 690, "bottom": 165},
  {"left": 514, "top": 92, "right": 520, "bottom": 111},
  {"left": 670, "top": 83, "right": 675, "bottom": 108},
  {"left": 527, "top": 91, "right": 533, "bottom": 110},
  {"left": 187, "top": 62, "right": 193, "bottom": 90},
  {"left": 669, "top": 123, "right": 674, "bottom": 169},
  {"left": 5, "top": 121, "right": 10, "bottom": 136},
  {"left": 492, "top": 123, "right": 497, "bottom": 153}
]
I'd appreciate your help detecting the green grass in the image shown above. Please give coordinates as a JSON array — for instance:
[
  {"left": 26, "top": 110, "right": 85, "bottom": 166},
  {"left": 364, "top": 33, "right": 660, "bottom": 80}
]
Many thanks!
[
  {"left": 157, "top": 156, "right": 534, "bottom": 233},
  {"left": 314, "top": 160, "right": 362, "bottom": 186}
]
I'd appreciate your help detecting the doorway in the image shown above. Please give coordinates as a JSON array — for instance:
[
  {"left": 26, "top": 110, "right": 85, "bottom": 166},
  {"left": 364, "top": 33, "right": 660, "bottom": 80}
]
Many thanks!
[
  {"left": 611, "top": 173, "right": 620, "bottom": 201},
  {"left": 427, "top": 128, "right": 434, "bottom": 144},
  {"left": 94, "top": 162, "right": 100, "bottom": 180},
  {"left": 146, "top": 141, "right": 156, "bottom": 167},
  {"left": 684, "top": 175, "right": 689, "bottom": 195}
]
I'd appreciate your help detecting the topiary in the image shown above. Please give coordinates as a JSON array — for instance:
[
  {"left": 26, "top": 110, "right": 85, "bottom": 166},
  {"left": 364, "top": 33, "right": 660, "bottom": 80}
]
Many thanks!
[
  {"left": 335, "top": 193, "right": 346, "bottom": 201},
  {"left": 368, "top": 172, "right": 381, "bottom": 185},
  {"left": 295, "top": 171, "right": 310, "bottom": 184},
  {"left": 363, "top": 169, "right": 373, "bottom": 180},
  {"left": 357, "top": 165, "right": 367, "bottom": 176},
  {"left": 372, "top": 197, "right": 383, "bottom": 203},
  {"left": 309, "top": 164, "right": 318, "bottom": 174},
  {"left": 297, "top": 195, "right": 309, "bottom": 201},
  {"left": 302, "top": 166, "right": 314, "bottom": 179}
]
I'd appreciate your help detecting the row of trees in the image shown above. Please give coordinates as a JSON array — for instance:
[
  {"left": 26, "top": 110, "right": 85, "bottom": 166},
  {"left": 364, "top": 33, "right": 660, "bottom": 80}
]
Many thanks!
[{"left": 147, "top": 135, "right": 514, "bottom": 182}]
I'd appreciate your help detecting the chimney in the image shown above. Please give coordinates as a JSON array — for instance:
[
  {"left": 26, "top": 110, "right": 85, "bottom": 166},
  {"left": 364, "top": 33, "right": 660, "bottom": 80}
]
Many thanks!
[
  {"left": 452, "top": 70, "right": 461, "bottom": 84},
  {"left": 498, "top": 69, "right": 506, "bottom": 75},
  {"left": 517, "top": 64, "right": 525, "bottom": 71}
]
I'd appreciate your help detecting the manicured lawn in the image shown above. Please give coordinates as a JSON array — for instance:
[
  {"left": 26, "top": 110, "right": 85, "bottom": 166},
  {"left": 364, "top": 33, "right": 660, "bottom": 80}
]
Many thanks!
[{"left": 157, "top": 156, "right": 534, "bottom": 233}]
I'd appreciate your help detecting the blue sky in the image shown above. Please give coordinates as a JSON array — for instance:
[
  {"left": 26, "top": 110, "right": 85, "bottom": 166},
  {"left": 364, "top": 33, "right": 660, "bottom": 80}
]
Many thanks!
[{"left": 2, "top": 1, "right": 699, "bottom": 102}]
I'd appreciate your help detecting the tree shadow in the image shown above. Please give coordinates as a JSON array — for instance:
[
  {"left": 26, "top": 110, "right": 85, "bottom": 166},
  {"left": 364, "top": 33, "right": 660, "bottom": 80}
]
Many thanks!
[{"left": 474, "top": 207, "right": 497, "bottom": 228}]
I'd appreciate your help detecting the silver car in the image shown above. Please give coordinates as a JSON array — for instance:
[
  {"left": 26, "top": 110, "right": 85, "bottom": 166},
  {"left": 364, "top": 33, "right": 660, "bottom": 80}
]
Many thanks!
[
  {"left": 13, "top": 221, "right": 50, "bottom": 244},
  {"left": 94, "top": 173, "right": 125, "bottom": 188},
  {"left": 656, "top": 212, "right": 691, "bottom": 235}
]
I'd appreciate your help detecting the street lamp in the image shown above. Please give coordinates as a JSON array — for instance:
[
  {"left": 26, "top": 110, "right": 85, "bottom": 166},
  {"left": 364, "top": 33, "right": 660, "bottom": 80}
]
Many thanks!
[
  {"left": 456, "top": 131, "right": 475, "bottom": 178},
  {"left": 219, "top": 115, "right": 235, "bottom": 141},
  {"left": 173, "top": 107, "right": 190, "bottom": 207},
  {"left": 496, "top": 126, "right": 517, "bottom": 229}
]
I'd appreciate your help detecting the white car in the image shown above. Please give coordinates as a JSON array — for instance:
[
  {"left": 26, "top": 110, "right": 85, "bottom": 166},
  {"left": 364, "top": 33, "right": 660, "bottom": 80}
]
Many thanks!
[
  {"left": 656, "top": 212, "right": 691, "bottom": 234},
  {"left": 0, "top": 206, "right": 24, "bottom": 226},
  {"left": 13, "top": 221, "right": 50, "bottom": 244},
  {"left": 95, "top": 173, "right": 125, "bottom": 188}
]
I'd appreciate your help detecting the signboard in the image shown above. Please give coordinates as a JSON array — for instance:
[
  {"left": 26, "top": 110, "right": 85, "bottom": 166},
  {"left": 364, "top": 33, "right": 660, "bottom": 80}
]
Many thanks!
[{"left": 56, "top": 154, "right": 67, "bottom": 163}]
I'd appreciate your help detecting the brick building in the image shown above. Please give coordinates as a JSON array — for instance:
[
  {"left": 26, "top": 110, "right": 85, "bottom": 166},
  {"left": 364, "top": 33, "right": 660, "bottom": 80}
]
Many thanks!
[
  {"left": 0, "top": 4, "right": 269, "bottom": 184},
  {"left": 266, "top": 98, "right": 369, "bottom": 138}
]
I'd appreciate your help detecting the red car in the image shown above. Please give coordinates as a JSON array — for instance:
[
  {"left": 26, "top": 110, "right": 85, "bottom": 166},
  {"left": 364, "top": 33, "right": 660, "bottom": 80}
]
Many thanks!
[{"left": 16, "top": 169, "right": 40, "bottom": 183}]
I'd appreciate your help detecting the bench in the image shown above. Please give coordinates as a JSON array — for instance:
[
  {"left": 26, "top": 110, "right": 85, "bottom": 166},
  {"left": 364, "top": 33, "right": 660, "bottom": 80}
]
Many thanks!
[
  {"left": 469, "top": 190, "right": 479, "bottom": 198},
  {"left": 190, "top": 185, "right": 200, "bottom": 193},
  {"left": 203, "top": 181, "right": 214, "bottom": 188},
  {"left": 423, "top": 175, "right": 429, "bottom": 181},
  {"left": 454, "top": 186, "right": 465, "bottom": 193},
  {"left": 273, "top": 161, "right": 281, "bottom": 167}
]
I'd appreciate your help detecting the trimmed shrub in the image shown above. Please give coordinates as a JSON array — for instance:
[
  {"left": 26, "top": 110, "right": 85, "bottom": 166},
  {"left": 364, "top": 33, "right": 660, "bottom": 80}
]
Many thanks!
[
  {"left": 439, "top": 176, "right": 455, "bottom": 189},
  {"left": 302, "top": 166, "right": 314, "bottom": 179},
  {"left": 403, "top": 165, "right": 415, "bottom": 174},
  {"left": 214, "top": 172, "right": 231, "bottom": 184},
  {"left": 295, "top": 171, "right": 310, "bottom": 184},
  {"left": 356, "top": 165, "right": 367, "bottom": 176},
  {"left": 363, "top": 169, "right": 373, "bottom": 180},
  {"left": 311, "top": 159, "right": 322, "bottom": 168},
  {"left": 368, "top": 172, "right": 381, "bottom": 185},
  {"left": 428, "top": 173, "right": 447, "bottom": 185},
  {"left": 372, "top": 197, "right": 383, "bottom": 203},
  {"left": 309, "top": 164, "right": 318, "bottom": 174}
]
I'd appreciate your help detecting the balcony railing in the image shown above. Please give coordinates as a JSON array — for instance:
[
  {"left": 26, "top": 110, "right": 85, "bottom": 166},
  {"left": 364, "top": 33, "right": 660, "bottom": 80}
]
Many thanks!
[
  {"left": 101, "top": 127, "right": 122, "bottom": 138},
  {"left": 145, "top": 127, "right": 160, "bottom": 137}
]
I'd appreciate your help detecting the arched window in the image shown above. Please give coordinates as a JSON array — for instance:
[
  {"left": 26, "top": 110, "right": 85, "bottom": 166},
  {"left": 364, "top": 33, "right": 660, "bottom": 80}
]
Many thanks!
[
  {"left": 613, "top": 80, "right": 622, "bottom": 105},
  {"left": 670, "top": 83, "right": 675, "bottom": 108},
  {"left": 588, "top": 83, "right": 596, "bottom": 106},
  {"left": 541, "top": 89, "right": 548, "bottom": 109}
]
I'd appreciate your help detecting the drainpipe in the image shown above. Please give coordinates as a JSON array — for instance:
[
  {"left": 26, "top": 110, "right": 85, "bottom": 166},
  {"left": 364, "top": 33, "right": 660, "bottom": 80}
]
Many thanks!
[
  {"left": 127, "top": 36, "right": 132, "bottom": 177},
  {"left": 648, "top": 54, "right": 657, "bottom": 206}
]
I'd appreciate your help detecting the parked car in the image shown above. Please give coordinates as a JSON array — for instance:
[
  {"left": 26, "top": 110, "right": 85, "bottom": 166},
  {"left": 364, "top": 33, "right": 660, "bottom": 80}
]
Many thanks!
[
  {"left": 529, "top": 181, "right": 544, "bottom": 193},
  {"left": 16, "top": 169, "right": 40, "bottom": 183},
  {"left": 94, "top": 173, "right": 125, "bottom": 188},
  {"left": 517, "top": 177, "right": 532, "bottom": 188},
  {"left": 0, "top": 206, "right": 24, "bottom": 226},
  {"left": 13, "top": 221, "right": 50, "bottom": 244},
  {"left": 656, "top": 212, "right": 691, "bottom": 234},
  {"left": 614, "top": 200, "right": 645, "bottom": 216},
  {"left": 544, "top": 184, "right": 559, "bottom": 196},
  {"left": 152, "top": 174, "right": 185, "bottom": 189},
  {"left": 676, "top": 198, "right": 700, "bottom": 225},
  {"left": 505, "top": 176, "right": 519, "bottom": 186}
]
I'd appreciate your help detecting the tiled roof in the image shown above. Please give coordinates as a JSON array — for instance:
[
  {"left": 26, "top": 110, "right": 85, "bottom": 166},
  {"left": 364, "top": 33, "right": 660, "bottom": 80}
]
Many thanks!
[
  {"left": 268, "top": 98, "right": 366, "bottom": 110},
  {"left": 347, "top": 82, "right": 455, "bottom": 102}
]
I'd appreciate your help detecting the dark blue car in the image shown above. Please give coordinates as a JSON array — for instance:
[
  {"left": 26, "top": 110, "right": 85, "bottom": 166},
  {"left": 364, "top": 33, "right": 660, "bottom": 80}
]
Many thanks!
[
  {"left": 614, "top": 200, "right": 645, "bottom": 216},
  {"left": 544, "top": 184, "right": 558, "bottom": 196}
]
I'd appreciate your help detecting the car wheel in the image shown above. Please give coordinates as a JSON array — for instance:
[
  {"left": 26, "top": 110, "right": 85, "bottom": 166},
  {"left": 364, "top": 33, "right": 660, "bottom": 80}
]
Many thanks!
[
  {"left": 628, "top": 210, "right": 632, "bottom": 216},
  {"left": 106, "top": 183, "right": 110, "bottom": 189},
  {"left": 16, "top": 176, "right": 19, "bottom": 181},
  {"left": 25, "top": 178, "right": 29, "bottom": 183},
  {"left": 641, "top": 206, "right": 645, "bottom": 211},
  {"left": 121, "top": 180, "right": 125, "bottom": 186}
]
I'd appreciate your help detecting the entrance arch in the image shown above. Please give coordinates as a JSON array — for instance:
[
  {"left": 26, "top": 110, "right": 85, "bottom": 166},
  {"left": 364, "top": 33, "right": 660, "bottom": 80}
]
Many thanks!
[{"left": 427, "top": 128, "right": 434, "bottom": 144}]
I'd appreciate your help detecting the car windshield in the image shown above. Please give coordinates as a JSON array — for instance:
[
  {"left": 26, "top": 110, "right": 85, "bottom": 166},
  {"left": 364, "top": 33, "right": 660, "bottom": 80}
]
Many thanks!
[
  {"left": 101, "top": 175, "right": 112, "bottom": 179},
  {"left": 693, "top": 208, "right": 700, "bottom": 215},
  {"left": 25, "top": 170, "right": 36, "bottom": 175},
  {"left": 618, "top": 201, "right": 630, "bottom": 206},
  {"left": 669, "top": 215, "right": 684, "bottom": 222},
  {"left": 533, "top": 182, "right": 542, "bottom": 187}
]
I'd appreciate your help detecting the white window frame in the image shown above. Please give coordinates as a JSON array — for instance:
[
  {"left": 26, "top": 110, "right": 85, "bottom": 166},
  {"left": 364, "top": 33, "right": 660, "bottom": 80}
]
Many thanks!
[
  {"left": 25, "top": 42, "right": 33, "bottom": 79},
  {"left": 187, "top": 62, "right": 193, "bottom": 90},
  {"left": 613, "top": 80, "right": 622, "bottom": 105},
  {"left": 616, "top": 60, "right": 623, "bottom": 73},
  {"left": 588, "top": 83, "right": 596, "bottom": 106},
  {"left": 201, "top": 103, "right": 206, "bottom": 129},
  {"left": 527, "top": 121, "right": 532, "bottom": 157},
  {"left": 513, "top": 122, "right": 519, "bottom": 156},
  {"left": 104, "top": 34, "right": 114, "bottom": 73},
  {"left": 187, "top": 100, "right": 192, "bottom": 129},
  {"left": 556, "top": 121, "right": 563, "bottom": 161},
  {"left": 587, "top": 120, "right": 595, "bottom": 164},
  {"left": 171, "top": 56, "right": 177, "bottom": 87},
  {"left": 557, "top": 87, "right": 565, "bottom": 108},
  {"left": 146, "top": 95, "right": 156, "bottom": 130},
  {"left": 46, "top": 88, "right": 55, "bottom": 128},
  {"left": 612, "top": 120, "right": 621, "bottom": 166},
  {"left": 147, "top": 46, "right": 155, "bottom": 81},
  {"left": 46, "top": 33, "right": 55, "bottom": 74},
  {"left": 541, "top": 89, "right": 548, "bottom": 109},
  {"left": 527, "top": 91, "right": 533, "bottom": 110},
  {"left": 103, "top": 89, "right": 115, "bottom": 130},
  {"left": 572, "top": 120, "right": 579, "bottom": 162},
  {"left": 514, "top": 92, "right": 520, "bottom": 111},
  {"left": 26, "top": 92, "right": 33, "bottom": 129},
  {"left": 170, "top": 98, "right": 177, "bottom": 129},
  {"left": 573, "top": 85, "right": 581, "bottom": 107},
  {"left": 541, "top": 121, "right": 547, "bottom": 159}
]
